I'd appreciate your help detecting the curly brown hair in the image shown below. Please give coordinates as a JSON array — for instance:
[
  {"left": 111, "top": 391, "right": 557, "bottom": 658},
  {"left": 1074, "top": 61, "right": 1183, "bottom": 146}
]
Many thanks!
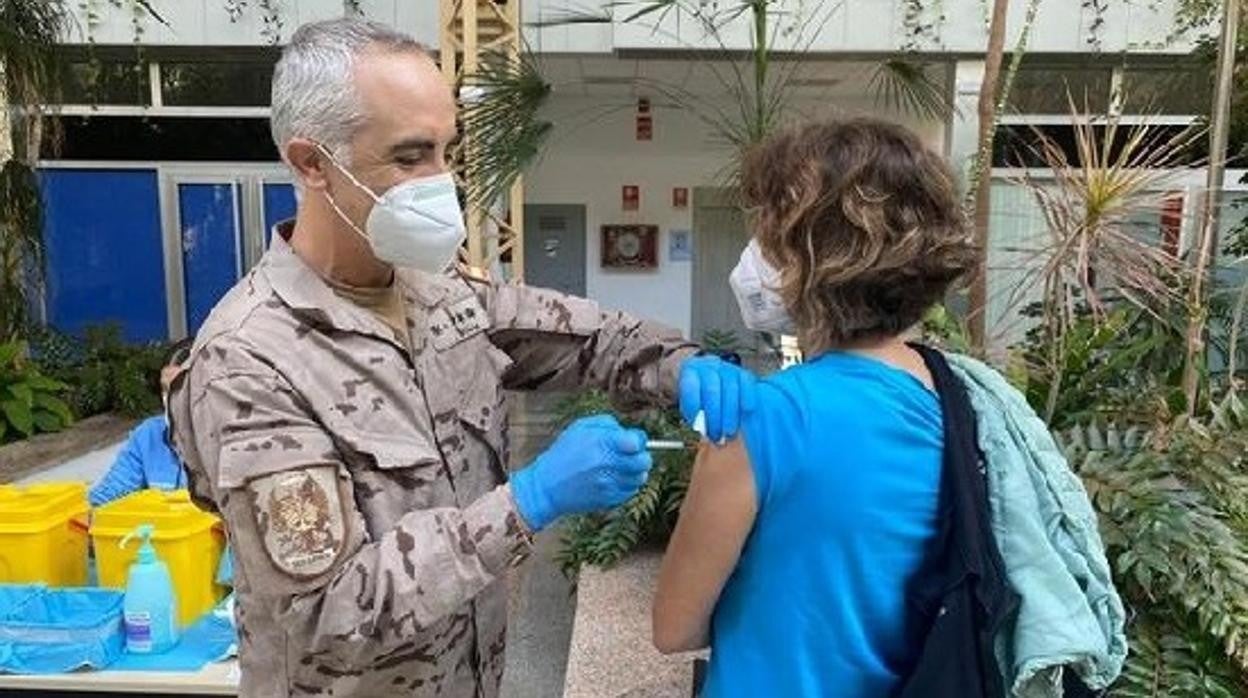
[{"left": 740, "top": 118, "right": 977, "bottom": 351}]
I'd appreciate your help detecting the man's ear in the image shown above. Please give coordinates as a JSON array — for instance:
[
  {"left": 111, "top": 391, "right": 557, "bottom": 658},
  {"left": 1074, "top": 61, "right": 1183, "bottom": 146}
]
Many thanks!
[{"left": 285, "top": 138, "right": 331, "bottom": 191}]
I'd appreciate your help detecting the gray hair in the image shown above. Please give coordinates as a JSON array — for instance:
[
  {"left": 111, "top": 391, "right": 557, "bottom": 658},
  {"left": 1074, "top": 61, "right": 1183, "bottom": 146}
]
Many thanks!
[{"left": 270, "top": 18, "right": 427, "bottom": 168}]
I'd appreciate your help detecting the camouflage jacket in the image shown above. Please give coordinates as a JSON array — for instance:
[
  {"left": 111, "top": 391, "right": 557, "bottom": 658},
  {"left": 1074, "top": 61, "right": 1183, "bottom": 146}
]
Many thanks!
[{"left": 168, "top": 226, "right": 696, "bottom": 697}]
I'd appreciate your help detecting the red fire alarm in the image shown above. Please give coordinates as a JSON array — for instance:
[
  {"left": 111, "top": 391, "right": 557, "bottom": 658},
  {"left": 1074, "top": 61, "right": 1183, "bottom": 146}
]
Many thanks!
[
  {"left": 622, "top": 185, "right": 640, "bottom": 211},
  {"left": 636, "top": 97, "right": 653, "bottom": 141},
  {"left": 672, "top": 187, "right": 689, "bottom": 209}
]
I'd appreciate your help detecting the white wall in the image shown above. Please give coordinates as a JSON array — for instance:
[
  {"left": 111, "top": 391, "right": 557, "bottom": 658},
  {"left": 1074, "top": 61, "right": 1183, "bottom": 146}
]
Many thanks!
[
  {"left": 526, "top": 62, "right": 945, "bottom": 335},
  {"left": 62, "top": 0, "right": 1203, "bottom": 55},
  {"left": 61, "top": 0, "right": 439, "bottom": 47},
  {"left": 539, "top": 0, "right": 1202, "bottom": 55}
]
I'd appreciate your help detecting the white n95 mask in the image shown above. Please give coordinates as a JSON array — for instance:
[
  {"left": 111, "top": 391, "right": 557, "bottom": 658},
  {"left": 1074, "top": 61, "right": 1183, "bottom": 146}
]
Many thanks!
[
  {"left": 729, "top": 239, "right": 796, "bottom": 335},
  {"left": 319, "top": 144, "right": 466, "bottom": 273}
]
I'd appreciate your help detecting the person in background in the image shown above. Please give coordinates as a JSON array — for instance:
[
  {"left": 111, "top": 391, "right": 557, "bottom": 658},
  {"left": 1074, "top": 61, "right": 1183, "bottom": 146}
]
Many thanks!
[
  {"left": 652, "top": 118, "right": 978, "bottom": 697},
  {"left": 88, "top": 339, "right": 193, "bottom": 507}
]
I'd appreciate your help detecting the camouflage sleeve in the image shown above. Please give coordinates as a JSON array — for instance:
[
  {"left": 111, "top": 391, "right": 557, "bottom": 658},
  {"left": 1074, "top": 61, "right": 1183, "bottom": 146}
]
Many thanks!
[
  {"left": 477, "top": 282, "right": 699, "bottom": 406},
  {"left": 179, "top": 346, "right": 532, "bottom": 656}
]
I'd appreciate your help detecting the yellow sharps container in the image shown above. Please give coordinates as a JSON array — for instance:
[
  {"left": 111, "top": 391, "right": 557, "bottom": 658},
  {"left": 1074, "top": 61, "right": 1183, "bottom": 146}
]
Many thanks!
[
  {"left": 91, "top": 489, "right": 225, "bottom": 627},
  {"left": 0, "top": 482, "right": 90, "bottom": 586}
]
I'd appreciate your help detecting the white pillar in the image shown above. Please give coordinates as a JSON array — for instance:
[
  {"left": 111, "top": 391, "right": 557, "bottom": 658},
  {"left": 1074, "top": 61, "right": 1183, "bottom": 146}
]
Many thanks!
[{"left": 946, "top": 59, "right": 987, "bottom": 189}]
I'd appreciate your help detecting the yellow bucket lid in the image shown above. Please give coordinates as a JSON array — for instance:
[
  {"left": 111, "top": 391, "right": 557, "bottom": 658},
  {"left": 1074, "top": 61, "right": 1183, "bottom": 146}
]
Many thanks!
[
  {"left": 0, "top": 482, "right": 88, "bottom": 533},
  {"left": 90, "top": 489, "right": 220, "bottom": 540}
]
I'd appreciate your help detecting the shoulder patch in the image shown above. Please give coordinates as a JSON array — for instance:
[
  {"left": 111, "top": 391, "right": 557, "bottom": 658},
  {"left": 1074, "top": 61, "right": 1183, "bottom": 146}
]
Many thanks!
[{"left": 250, "top": 466, "right": 345, "bottom": 578}]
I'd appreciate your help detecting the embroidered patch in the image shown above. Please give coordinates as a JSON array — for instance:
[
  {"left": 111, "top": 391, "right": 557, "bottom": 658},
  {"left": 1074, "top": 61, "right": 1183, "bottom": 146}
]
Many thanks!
[
  {"left": 253, "top": 467, "right": 345, "bottom": 578},
  {"left": 430, "top": 296, "right": 489, "bottom": 350}
]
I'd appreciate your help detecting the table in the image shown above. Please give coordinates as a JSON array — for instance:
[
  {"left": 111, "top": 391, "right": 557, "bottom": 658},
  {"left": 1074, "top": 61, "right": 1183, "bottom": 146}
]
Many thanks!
[{"left": 0, "top": 659, "right": 237, "bottom": 696}]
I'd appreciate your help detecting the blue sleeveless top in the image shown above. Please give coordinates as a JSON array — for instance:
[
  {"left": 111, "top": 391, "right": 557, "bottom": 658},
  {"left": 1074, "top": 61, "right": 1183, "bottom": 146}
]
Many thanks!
[{"left": 704, "top": 352, "right": 943, "bottom": 697}]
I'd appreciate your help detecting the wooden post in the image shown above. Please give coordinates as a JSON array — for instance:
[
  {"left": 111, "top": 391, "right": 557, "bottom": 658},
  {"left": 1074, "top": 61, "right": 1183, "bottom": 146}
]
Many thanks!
[
  {"left": 967, "top": 0, "right": 1010, "bottom": 352},
  {"left": 1181, "top": 0, "right": 1241, "bottom": 411}
]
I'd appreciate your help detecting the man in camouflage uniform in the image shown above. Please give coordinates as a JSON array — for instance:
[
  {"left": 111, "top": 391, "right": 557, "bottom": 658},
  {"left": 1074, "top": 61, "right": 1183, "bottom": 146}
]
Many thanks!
[{"left": 168, "top": 17, "right": 753, "bottom": 698}]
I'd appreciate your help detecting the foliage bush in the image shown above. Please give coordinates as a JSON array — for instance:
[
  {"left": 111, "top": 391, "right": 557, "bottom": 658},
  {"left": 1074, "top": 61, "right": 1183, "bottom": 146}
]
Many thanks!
[
  {"left": 1062, "top": 399, "right": 1248, "bottom": 696},
  {"left": 552, "top": 390, "right": 697, "bottom": 579},
  {"left": 0, "top": 340, "right": 73, "bottom": 444},
  {"left": 31, "top": 324, "right": 170, "bottom": 419}
]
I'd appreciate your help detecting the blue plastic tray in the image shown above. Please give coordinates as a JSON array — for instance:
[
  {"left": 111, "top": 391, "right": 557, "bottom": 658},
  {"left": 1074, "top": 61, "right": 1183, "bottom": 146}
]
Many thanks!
[{"left": 0, "top": 584, "right": 125, "bottom": 674}]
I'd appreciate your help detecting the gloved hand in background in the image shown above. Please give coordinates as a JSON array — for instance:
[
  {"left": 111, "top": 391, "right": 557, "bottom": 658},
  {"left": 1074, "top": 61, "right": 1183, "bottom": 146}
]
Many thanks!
[
  {"left": 679, "top": 354, "right": 759, "bottom": 444},
  {"left": 510, "top": 415, "right": 652, "bottom": 532}
]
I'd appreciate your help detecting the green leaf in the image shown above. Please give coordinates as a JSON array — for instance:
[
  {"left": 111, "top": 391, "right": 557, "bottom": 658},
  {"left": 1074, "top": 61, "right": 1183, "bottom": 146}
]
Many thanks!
[
  {"left": 25, "top": 374, "right": 67, "bottom": 392},
  {"left": 0, "top": 343, "right": 19, "bottom": 366},
  {"left": 2, "top": 400, "right": 35, "bottom": 436},
  {"left": 32, "top": 411, "right": 64, "bottom": 433},
  {"left": 4, "top": 383, "right": 33, "bottom": 406},
  {"left": 33, "top": 393, "right": 73, "bottom": 424}
]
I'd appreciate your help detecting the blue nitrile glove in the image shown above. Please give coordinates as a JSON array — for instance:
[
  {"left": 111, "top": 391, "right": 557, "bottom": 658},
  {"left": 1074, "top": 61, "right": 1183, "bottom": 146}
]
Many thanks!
[
  {"left": 679, "top": 355, "right": 759, "bottom": 444},
  {"left": 510, "top": 415, "right": 652, "bottom": 532}
]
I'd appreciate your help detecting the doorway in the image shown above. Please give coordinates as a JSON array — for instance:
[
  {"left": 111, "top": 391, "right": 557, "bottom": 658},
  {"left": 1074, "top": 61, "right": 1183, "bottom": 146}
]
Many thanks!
[
  {"left": 523, "top": 204, "right": 587, "bottom": 296},
  {"left": 691, "top": 188, "right": 756, "bottom": 353},
  {"left": 160, "top": 167, "right": 294, "bottom": 337}
]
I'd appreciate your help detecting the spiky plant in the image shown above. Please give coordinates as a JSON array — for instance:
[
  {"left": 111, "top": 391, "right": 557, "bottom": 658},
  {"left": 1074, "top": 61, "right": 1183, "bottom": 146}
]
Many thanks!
[{"left": 1004, "top": 103, "right": 1206, "bottom": 419}]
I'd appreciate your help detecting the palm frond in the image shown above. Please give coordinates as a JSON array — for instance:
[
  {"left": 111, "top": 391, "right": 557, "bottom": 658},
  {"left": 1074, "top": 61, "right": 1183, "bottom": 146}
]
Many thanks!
[
  {"left": 869, "top": 59, "right": 957, "bottom": 121},
  {"left": 0, "top": 0, "right": 69, "bottom": 109},
  {"left": 0, "top": 161, "right": 45, "bottom": 340},
  {"left": 459, "top": 47, "right": 553, "bottom": 208}
]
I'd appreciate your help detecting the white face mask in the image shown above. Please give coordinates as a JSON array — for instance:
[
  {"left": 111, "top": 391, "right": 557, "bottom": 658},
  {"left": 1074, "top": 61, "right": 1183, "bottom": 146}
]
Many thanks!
[
  {"left": 729, "top": 239, "right": 796, "bottom": 335},
  {"left": 319, "top": 145, "right": 466, "bottom": 273}
]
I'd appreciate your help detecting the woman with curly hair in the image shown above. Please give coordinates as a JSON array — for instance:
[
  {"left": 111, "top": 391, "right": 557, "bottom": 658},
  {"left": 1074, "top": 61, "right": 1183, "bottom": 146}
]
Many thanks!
[{"left": 652, "top": 117, "right": 980, "bottom": 697}]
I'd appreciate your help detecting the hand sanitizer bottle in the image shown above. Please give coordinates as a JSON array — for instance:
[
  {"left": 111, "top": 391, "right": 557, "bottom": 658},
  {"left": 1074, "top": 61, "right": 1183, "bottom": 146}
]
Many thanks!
[{"left": 120, "top": 524, "right": 179, "bottom": 654}]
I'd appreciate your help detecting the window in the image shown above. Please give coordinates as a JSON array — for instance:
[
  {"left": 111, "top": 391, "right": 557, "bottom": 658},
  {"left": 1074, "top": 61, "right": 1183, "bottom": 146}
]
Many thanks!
[
  {"left": 1009, "top": 65, "right": 1114, "bottom": 115},
  {"left": 1119, "top": 65, "right": 1211, "bottom": 116},
  {"left": 992, "top": 123, "right": 1205, "bottom": 168},
  {"left": 50, "top": 116, "right": 278, "bottom": 161},
  {"left": 59, "top": 60, "right": 150, "bottom": 106},
  {"left": 160, "top": 61, "right": 274, "bottom": 107}
]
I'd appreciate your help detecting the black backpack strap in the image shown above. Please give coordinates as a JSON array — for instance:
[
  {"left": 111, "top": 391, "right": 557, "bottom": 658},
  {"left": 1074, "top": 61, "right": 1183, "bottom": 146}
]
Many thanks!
[{"left": 906, "top": 343, "right": 1018, "bottom": 698}]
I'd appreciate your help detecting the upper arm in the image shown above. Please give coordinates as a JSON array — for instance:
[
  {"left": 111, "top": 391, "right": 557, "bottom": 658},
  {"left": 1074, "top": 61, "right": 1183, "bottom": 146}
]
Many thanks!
[
  {"left": 482, "top": 282, "right": 696, "bottom": 399},
  {"left": 178, "top": 348, "right": 364, "bottom": 593},
  {"left": 89, "top": 429, "right": 148, "bottom": 505},
  {"left": 652, "top": 438, "right": 759, "bottom": 653}
]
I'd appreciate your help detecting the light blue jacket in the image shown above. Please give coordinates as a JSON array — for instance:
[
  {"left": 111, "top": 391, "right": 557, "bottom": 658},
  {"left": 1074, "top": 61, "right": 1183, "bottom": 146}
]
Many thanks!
[
  {"left": 948, "top": 354, "right": 1127, "bottom": 697},
  {"left": 89, "top": 416, "right": 186, "bottom": 507}
]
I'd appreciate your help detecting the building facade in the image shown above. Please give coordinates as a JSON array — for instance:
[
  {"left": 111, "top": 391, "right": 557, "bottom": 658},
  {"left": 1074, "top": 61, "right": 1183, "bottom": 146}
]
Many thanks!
[{"left": 38, "top": 0, "right": 1239, "bottom": 350}]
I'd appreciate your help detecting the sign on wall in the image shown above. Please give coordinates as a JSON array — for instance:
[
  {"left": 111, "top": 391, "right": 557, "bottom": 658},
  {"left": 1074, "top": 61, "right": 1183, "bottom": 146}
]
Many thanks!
[
  {"left": 669, "top": 229, "right": 692, "bottom": 262},
  {"left": 622, "top": 185, "right": 640, "bottom": 211},
  {"left": 602, "top": 224, "right": 659, "bottom": 269}
]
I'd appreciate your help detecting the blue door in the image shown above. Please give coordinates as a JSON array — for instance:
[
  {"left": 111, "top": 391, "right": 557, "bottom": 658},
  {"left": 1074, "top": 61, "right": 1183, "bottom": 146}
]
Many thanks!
[
  {"left": 262, "top": 182, "right": 297, "bottom": 245},
  {"left": 40, "top": 168, "right": 169, "bottom": 342},
  {"left": 177, "top": 182, "right": 243, "bottom": 335}
]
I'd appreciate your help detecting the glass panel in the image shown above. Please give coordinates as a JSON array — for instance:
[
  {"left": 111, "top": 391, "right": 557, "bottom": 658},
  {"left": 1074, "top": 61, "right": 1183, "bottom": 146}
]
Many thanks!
[
  {"left": 41, "top": 169, "right": 168, "bottom": 342},
  {"left": 1009, "top": 65, "right": 1113, "bottom": 114},
  {"left": 161, "top": 62, "right": 274, "bottom": 107},
  {"left": 179, "top": 183, "right": 242, "bottom": 334},
  {"left": 52, "top": 116, "right": 278, "bottom": 161},
  {"left": 1120, "top": 65, "right": 1212, "bottom": 115},
  {"left": 59, "top": 60, "right": 149, "bottom": 105},
  {"left": 262, "top": 183, "right": 297, "bottom": 245}
]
